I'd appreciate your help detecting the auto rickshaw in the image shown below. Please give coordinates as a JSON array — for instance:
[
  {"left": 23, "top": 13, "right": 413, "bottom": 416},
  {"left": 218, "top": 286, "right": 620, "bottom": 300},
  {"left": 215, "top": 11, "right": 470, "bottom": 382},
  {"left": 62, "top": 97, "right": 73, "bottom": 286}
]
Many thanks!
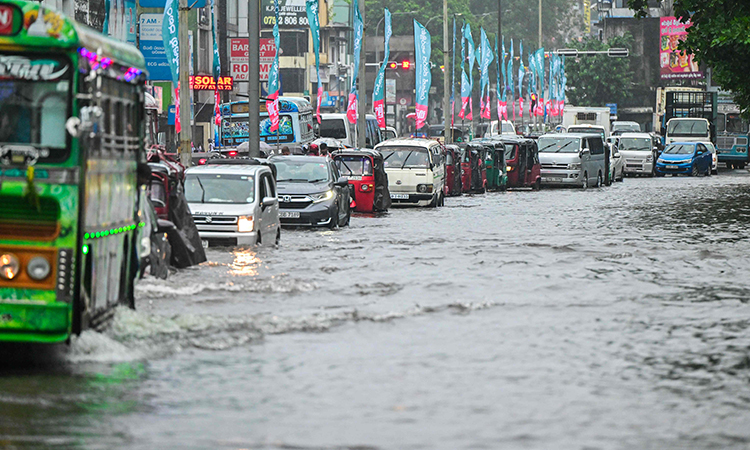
[
  {"left": 444, "top": 145, "right": 463, "bottom": 196},
  {"left": 463, "top": 142, "right": 487, "bottom": 193},
  {"left": 499, "top": 136, "right": 541, "bottom": 189},
  {"left": 478, "top": 140, "right": 508, "bottom": 191},
  {"left": 332, "top": 149, "right": 391, "bottom": 213}
]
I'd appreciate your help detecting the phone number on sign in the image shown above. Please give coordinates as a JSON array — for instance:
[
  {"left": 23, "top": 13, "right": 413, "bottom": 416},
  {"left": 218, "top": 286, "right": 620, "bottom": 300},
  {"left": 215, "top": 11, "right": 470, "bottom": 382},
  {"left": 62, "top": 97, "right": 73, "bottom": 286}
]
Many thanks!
[{"left": 263, "top": 16, "right": 309, "bottom": 26}]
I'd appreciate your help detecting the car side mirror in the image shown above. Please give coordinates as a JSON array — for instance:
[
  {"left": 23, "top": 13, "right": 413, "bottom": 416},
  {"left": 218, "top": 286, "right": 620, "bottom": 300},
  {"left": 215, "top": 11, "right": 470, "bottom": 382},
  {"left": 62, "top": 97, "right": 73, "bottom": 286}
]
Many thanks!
[
  {"left": 156, "top": 219, "right": 176, "bottom": 233},
  {"left": 335, "top": 176, "right": 349, "bottom": 187},
  {"left": 261, "top": 196, "right": 278, "bottom": 209},
  {"left": 614, "top": 152, "right": 621, "bottom": 158}
]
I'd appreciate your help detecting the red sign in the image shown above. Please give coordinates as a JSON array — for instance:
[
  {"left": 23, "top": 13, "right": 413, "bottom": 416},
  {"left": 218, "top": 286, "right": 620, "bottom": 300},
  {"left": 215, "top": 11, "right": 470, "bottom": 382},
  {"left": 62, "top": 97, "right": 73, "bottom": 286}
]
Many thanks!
[
  {"left": 229, "top": 37, "right": 276, "bottom": 82},
  {"left": 0, "top": 5, "right": 20, "bottom": 36},
  {"left": 189, "top": 75, "right": 234, "bottom": 91}
]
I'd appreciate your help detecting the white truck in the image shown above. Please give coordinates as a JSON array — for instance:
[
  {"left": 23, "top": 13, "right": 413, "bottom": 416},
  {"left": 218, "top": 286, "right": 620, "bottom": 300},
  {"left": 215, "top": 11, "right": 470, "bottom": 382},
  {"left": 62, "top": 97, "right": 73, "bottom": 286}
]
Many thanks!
[{"left": 562, "top": 107, "right": 612, "bottom": 137}]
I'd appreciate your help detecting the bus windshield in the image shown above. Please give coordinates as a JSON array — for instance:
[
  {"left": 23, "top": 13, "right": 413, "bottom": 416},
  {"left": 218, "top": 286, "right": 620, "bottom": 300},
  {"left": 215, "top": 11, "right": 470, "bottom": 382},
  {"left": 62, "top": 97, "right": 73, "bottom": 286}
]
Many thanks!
[
  {"left": 0, "top": 55, "right": 71, "bottom": 158},
  {"left": 667, "top": 119, "right": 708, "bottom": 137},
  {"left": 726, "top": 114, "right": 749, "bottom": 133}
]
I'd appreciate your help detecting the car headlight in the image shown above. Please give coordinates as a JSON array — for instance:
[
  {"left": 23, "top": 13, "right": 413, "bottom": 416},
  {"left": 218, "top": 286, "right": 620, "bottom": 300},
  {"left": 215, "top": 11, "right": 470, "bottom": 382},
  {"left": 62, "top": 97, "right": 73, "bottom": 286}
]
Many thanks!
[
  {"left": 27, "top": 256, "right": 51, "bottom": 281},
  {"left": 568, "top": 163, "right": 581, "bottom": 170},
  {"left": 646, "top": 155, "right": 653, "bottom": 161},
  {"left": 237, "top": 215, "right": 254, "bottom": 232},
  {"left": 311, "top": 190, "right": 335, "bottom": 203},
  {"left": 417, "top": 184, "right": 434, "bottom": 193},
  {"left": 506, "top": 165, "right": 513, "bottom": 172},
  {"left": 0, "top": 253, "right": 20, "bottom": 280}
]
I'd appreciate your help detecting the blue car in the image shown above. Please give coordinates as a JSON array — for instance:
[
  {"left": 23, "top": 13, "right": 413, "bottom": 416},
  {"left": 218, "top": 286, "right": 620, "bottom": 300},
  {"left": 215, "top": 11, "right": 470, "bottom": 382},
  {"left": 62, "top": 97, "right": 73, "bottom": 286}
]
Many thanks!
[{"left": 655, "top": 142, "right": 713, "bottom": 177}]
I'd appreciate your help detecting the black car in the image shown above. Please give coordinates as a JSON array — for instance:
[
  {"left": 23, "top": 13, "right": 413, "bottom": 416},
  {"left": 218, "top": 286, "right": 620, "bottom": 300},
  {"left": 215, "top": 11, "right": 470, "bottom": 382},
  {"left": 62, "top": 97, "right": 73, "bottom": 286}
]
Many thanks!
[{"left": 269, "top": 155, "right": 351, "bottom": 228}]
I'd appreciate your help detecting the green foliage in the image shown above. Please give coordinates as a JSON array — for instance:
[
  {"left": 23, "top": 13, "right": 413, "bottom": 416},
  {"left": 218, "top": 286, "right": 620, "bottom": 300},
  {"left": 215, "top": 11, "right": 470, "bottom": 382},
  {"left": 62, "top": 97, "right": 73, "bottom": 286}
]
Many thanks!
[
  {"left": 628, "top": 0, "right": 750, "bottom": 118},
  {"left": 564, "top": 33, "right": 635, "bottom": 107}
]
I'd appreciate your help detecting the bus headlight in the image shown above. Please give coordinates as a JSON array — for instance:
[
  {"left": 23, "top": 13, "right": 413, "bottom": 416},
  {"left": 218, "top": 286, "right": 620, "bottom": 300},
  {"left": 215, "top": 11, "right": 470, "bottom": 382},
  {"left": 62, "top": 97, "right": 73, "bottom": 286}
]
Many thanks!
[
  {"left": 0, "top": 253, "right": 20, "bottom": 280},
  {"left": 237, "top": 216, "right": 254, "bottom": 232},
  {"left": 27, "top": 256, "right": 51, "bottom": 281}
]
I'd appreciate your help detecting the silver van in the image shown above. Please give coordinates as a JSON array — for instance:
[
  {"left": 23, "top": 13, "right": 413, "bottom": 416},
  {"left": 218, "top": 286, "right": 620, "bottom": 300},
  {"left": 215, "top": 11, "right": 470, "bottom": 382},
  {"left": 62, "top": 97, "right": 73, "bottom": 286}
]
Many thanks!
[
  {"left": 538, "top": 133, "right": 607, "bottom": 188},
  {"left": 185, "top": 163, "right": 280, "bottom": 247}
]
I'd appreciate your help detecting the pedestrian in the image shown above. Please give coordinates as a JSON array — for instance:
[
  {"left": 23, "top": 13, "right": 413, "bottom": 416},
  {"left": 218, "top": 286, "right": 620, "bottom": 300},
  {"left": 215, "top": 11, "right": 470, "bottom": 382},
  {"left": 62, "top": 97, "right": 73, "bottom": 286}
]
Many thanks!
[
  {"left": 281, "top": 146, "right": 291, "bottom": 155},
  {"left": 319, "top": 142, "right": 329, "bottom": 156},
  {"left": 208, "top": 139, "right": 215, "bottom": 152}
]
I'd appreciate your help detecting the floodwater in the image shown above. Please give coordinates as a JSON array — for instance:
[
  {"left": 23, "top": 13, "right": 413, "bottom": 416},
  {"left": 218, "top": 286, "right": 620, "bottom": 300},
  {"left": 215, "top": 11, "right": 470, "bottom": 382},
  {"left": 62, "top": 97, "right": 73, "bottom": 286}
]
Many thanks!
[{"left": 3, "top": 170, "right": 750, "bottom": 450}]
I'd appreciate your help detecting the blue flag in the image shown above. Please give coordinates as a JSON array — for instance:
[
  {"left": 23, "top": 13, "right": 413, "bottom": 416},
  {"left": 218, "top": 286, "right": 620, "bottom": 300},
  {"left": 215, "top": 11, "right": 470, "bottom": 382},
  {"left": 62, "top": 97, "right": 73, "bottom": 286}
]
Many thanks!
[
  {"left": 373, "top": 9, "right": 391, "bottom": 128},
  {"left": 347, "top": 0, "right": 363, "bottom": 124}
]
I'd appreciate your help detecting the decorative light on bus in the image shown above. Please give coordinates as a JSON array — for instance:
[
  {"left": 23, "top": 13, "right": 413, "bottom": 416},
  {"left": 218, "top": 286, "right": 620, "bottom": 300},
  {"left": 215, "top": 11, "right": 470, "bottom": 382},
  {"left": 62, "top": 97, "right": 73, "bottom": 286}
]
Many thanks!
[{"left": 78, "top": 48, "right": 113, "bottom": 71}]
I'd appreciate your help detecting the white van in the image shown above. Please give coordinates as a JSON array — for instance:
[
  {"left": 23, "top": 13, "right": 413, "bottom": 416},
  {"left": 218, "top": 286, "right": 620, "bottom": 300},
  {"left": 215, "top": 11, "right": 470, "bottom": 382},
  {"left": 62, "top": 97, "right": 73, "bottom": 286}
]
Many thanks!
[
  {"left": 538, "top": 133, "right": 607, "bottom": 189},
  {"left": 475, "top": 120, "right": 516, "bottom": 137},
  {"left": 375, "top": 138, "right": 446, "bottom": 207},
  {"left": 614, "top": 132, "right": 656, "bottom": 176},
  {"left": 319, "top": 113, "right": 383, "bottom": 148},
  {"left": 184, "top": 163, "right": 280, "bottom": 247}
]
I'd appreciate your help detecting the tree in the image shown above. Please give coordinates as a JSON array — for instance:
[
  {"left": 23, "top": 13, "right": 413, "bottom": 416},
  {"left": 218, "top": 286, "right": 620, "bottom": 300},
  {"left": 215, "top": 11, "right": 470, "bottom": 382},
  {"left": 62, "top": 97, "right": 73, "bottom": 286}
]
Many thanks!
[
  {"left": 564, "top": 33, "right": 635, "bottom": 107},
  {"left": 628, "top": 0, "right": 750, "bottom": 117}
]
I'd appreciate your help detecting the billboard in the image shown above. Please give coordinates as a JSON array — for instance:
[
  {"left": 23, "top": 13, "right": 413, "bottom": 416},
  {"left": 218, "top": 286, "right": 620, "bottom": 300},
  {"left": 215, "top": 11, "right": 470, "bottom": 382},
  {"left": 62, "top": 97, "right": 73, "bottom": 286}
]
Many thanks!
[
  {"left": 261, "top": 0, "right": 309, "bottom": 28},
  {"left": 229, "top": 37, "right": 276, "bottom": 82},
  {"left": 660, "top": 17, "right": 702, "bottom": 80},
  {"left": 139, "top": 14, "right": 171, "bottom": 81}
]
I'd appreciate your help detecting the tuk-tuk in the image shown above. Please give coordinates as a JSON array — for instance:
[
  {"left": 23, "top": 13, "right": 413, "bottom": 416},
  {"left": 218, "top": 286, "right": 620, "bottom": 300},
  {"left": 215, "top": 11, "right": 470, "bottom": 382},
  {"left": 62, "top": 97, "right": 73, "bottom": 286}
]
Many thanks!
[
  {"left": 499, "top": 136, "right": 541, "bottom": 189},
  {"left": 477, "top": 140, "right": 508, "bottom": 191},
  {"left": 332, "top": 149, "right": 391, "bottom": 213},
  {"left": 463, "top": 143, "right": 487, "bottom": 193},
  {"left": 444, "top": 145, "right": 463, "bottom": 196}
]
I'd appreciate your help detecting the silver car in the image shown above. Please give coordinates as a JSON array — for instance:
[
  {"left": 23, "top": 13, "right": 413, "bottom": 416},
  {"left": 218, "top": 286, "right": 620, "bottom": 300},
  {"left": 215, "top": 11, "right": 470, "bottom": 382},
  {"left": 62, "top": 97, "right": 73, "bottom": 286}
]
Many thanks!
[
  {"left": 185, "top": 163, "right": 280, "bottom": 247},
  {"left": 615, "top": 132, "right": 657, "bottom": 176},
  {"left": 538, "top": 133, "right": 607, "bottom": 188}
]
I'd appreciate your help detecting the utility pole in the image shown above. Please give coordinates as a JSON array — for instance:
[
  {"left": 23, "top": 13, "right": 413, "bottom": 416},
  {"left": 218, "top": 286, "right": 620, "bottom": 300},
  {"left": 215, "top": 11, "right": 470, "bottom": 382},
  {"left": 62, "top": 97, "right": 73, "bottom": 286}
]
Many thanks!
[
  {"left": 538, "top": 0, "right": 542, "bottom": 49},
  {"left": 442, "top": 0, "right": 450, "bottom": 143},
  {"left": 248, "top": 0, "right": 260, "bottom": 157},
  {"left": 497, "top": 0, "right": 501, "bottom": 42},
  {"left": 178, "top": 0, "right": 192, "bottom": 166},
  {"left": 357, "top": 0, "right": 366, "bottom": 148}
]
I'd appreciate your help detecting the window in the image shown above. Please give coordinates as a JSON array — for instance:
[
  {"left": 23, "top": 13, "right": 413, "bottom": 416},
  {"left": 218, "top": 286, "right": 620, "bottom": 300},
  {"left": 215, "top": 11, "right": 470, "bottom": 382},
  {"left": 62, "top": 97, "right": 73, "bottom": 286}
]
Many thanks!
[
  {"left": 279, "top": 31, "right": 308, "bottom": 57},
  {"left": 590, "top": 138, "right": 604, "bottom": 155},
  {"left": 279, "top": 68, "right": 305, "bottom": 93},
  {"left": 320, "top": 118, "right": 348, "bottom": 139}
]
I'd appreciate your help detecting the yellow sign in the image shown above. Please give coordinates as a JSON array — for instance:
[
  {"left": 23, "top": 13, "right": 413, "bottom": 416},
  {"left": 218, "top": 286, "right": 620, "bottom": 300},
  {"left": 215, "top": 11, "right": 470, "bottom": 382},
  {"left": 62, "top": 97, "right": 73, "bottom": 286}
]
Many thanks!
[{"left": 584, "top": 0, "right": 591, "bottom": 34}]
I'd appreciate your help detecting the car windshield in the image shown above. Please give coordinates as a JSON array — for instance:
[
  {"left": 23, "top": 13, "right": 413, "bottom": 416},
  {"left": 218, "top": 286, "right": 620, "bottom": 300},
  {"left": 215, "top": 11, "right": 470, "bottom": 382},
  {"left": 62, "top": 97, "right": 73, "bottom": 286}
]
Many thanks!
[
  {"left": 320, "top": 118, "right": 348, "bottom": 140},
  {"left": 380, "top": 147, "right": 430, "bottom": 169},
  {"left": 335, "top": 155, "right": 373, "bottom": 176},
  {"left": 501, "top": 122, "right": 514, "bottom": 133},
  {"left": 538, "top": 137, "right": 580, "bottom": 153},
  {"left": 667, "top": 119, "right": 708, "bottom": 137},
  {"left": 613, "top": 123, "right": 640, "bottom": 132},
  {"left": 429, "top": 127, "right": 443, "bottom": 137},
  {"left": 619, "top": 138, "right": 652, "bottom": 152},
  {"left": 185, "top": 174, "right": 255, "bottom": 204},
  {"left": 504, "top": 144, "right": 517, "bottom": 160},
  {"left": 0, "top": 55, "right": 72, "bottom": 161},
  {"left": 274, "top": 160, "right": 331, "bottom": 183},
  {"left": 663, "top": 144, "right": 696, "bottom": 155},
  {"left": 569, "top": 127, "right": 605, "bottom": 139}
]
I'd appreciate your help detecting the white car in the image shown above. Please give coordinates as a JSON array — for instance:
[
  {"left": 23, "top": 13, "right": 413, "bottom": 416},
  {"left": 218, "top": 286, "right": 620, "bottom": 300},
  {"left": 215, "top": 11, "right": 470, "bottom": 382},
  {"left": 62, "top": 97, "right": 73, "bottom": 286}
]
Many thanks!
[
  {"left": 375, "top": 138, "right": 446, "bottom": 207},
  {"left": 381, "top": 126, "right": 397, "bottom": 140},
  {"left": 184, "top": 162, "right": 280, "bottom": 247},
  {"left": 613, "top": 132, "right": 656, "bottom": 176},
  {"left": 701, "top": 141, "right": 719, "bottom": 174}
]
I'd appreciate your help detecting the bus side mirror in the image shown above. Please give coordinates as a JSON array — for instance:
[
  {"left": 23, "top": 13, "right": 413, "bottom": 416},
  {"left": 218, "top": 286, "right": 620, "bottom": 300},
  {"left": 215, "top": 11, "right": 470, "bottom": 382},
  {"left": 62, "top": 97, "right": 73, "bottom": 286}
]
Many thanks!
[{"left": 65, "top": 117, "right": 81, "bottom": 137}]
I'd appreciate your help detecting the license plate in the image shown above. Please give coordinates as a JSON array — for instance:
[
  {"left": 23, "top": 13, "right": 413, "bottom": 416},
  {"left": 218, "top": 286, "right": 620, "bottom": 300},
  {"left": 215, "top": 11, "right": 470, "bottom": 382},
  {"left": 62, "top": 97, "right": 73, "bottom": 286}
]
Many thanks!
[
  {"left": 666, "top": 165, "right": 678, "bottom": 170},
  {"left": 280, "top": 211, "right": 300, "bottom": 219},
  {"left": 201, "top": 239, "right": 209, "bottom": 249},
  {"left": 542, "top": 177, "right": 562, "bottom": 182},
  {"left": 390, "top": 193, "right": 409, "bottom": 199},
  {"left": 347, "top": 176, "right": 362, "bottom": 181}
]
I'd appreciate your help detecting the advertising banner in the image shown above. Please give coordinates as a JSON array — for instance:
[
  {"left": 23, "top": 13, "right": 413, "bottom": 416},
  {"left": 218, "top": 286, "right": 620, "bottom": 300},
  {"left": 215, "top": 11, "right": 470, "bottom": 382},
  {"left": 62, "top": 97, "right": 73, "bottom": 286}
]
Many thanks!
[
  {"left": 139, "top": 14, "right": 170, "bottom": 81},
  {"left": 229, "top": 38, "right": 276, "bottom": 82},
  {"left": 346, "top": 0, "right": 362, "bottom": 124},
  {"left": 660, "top": 17, "right": 702, "bottom": 80},
  {"left": 305, "top": 0, "right": 322, "bottom": 123},
  {"left": 413, "top": 19, "right": 431, "bottom": 130},
  {"left": 372, "top": 8, "right": 391, "bottom": 128},
  {"left": 162, "top": 0, "right": 181, "bottom": 132},
  {"left": 267, "top": 0, "right": 281, "bottom": 131},
  {"left": 261, "top": 0, "right": 309, "bottom": 28}
]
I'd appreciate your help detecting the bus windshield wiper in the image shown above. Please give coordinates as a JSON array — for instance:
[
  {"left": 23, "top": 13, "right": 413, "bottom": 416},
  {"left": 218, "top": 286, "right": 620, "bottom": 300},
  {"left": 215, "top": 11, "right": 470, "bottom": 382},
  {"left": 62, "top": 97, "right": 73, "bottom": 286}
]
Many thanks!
[{"left": 195, "top": 177, "right": 206, "bottom": 203}]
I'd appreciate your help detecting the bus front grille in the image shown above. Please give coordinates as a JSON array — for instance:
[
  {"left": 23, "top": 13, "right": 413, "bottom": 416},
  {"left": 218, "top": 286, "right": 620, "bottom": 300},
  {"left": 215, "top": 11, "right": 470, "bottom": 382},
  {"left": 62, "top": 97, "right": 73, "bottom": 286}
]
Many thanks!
[{"left": 0, "top": 196, "right": 61, "bottom": 240}]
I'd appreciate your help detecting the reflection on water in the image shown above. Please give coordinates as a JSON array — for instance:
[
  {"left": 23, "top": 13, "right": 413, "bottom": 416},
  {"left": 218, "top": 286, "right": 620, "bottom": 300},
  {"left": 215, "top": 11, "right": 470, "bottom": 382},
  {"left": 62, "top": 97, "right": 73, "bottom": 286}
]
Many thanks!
[{"left": 228, "top": 247, "right": 261, "bottom": 277}]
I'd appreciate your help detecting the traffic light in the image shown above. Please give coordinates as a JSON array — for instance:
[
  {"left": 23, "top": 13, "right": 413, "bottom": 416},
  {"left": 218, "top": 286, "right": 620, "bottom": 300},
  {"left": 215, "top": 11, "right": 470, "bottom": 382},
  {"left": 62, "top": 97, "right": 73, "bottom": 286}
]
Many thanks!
[
  {"left": 388, "top": 61, "right": 397, "bottom": 69},
  {"left": 530, "top": 93, "right": 537, "bottom": 111},
  {"left": 401, "top": 60, "right": 411, "bottom": 70}
]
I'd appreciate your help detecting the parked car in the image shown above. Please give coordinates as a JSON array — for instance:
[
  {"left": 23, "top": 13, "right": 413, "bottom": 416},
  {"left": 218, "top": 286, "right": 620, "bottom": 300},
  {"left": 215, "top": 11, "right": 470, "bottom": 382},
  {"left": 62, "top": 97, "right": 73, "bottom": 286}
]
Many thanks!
[
  {"left": 185, "top": 161, "right": 280, "bottom": 247},
  {"left": 655, "top": 142, "right": 713, "bottom": 177},
  {"left": 498, "top": 136, "right": 541, "bottom": 189},
  {"left": 332, "top": 149, "right": 391, "bottom": 213},
  {"left": 615, "top": 132, "right": 657, "bottom": 176},
  {"left": 375, "top": 138, "right": 446, "bottom": 207},
  {"left": 270, "top": 155, "right": 352, "bottom": 227},
  {"left": 538, "top": 133, "right": 607, "bottom": 189}
]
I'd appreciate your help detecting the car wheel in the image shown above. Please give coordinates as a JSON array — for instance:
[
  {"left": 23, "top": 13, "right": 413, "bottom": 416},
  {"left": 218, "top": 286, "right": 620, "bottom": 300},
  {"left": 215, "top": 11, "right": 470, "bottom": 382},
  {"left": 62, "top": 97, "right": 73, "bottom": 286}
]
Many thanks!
[
  {"left": 582, "top": 172, "right": 588, "bottom": 190},
  {"left": 329, "top": 203, "right": 339, "bottom": 229},
  {"left": 275, "top": 228, "right": 281, "bottom": 246},
  {"left": 706, "top": 165, "right": 711, "bottom": 176},
  {"left": 256, "top": 233, "right": 262, "bottom": 246},
  {"left": 655, "top": 170, "right": 664, "bottom": 177},
  {"left": 533, "top": 178, "right": 541, "bottom": 191},
  {"left": 596, "top": 172, "right": 603, "bottom": 188},
  {"left": 342, "top": 205, "right": 351, "bottom": 226},
  {"left": 691, "top": 164, "right": 698, "bottom": 177}
]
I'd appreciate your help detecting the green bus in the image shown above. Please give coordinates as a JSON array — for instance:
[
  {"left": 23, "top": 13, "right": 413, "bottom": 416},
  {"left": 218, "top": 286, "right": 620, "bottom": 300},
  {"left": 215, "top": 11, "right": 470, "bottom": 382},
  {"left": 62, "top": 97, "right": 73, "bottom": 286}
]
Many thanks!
[{"left": 0, "top": 0, "right": 149, "bottom": 343}]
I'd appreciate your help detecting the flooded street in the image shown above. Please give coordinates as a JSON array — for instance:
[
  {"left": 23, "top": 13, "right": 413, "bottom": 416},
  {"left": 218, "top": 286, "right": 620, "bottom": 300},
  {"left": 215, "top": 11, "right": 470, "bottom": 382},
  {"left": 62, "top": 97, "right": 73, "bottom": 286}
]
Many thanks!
[{"left": 3, "top": 171, "right": 750, "bottom": 449}]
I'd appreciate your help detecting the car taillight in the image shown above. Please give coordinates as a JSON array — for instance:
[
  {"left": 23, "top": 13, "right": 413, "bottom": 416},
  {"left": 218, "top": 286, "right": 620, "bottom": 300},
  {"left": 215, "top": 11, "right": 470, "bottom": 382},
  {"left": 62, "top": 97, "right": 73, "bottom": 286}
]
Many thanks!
[
  {"left": 228, "top": 151, "right": 237, "bottom": 157},
  {"left": 199, "top": 158, "right": 207, "bottom": 165}
]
